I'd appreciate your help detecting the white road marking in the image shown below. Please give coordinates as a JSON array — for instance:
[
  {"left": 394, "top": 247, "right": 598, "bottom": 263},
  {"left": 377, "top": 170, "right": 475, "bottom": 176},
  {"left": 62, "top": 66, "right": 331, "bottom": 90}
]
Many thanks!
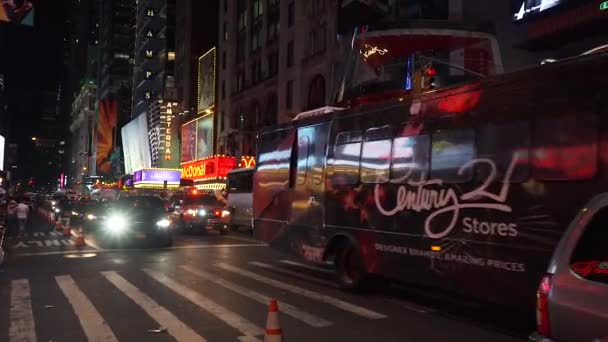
[
  {"left": 9, "top": 279, "right": 37, "bottom": 342},
  {"left": 181, "top": 265, "right": 333, "bottom": 328},
  {"left": 55, "top": 275, "right": 118, "bottom": 342},
  {"left": 216, "top": 263, "right": 387, "bottom": 320},
  {"left": 61, "top": 240, "right": 75, "bottom": 246},
  {"left": 44, "top": 240, "right": 62, "bottom": 247},
  {"left": 32, "top": 232, "right": 44, "bottom": 237},
  {"left": 249, "top": 262, "right": 337, "bottom": 288},
  {"left": 14, "top": 243, "right": 266, "bottom": 256},
  {"left": 237, "top": 336, "right": 263, "bottom": 342},
  {"left": 143, "top": 268, "right": 263, "bottom": 337},
  {"left": 26, "top": 241, "right": 43, "bottom": 247},
  {"left": 101, "top": 271, "right": 206, "bottom": 342},
  {"left": 279, "top": 260, "right": 333, "bottom": 274},
  {"left": 224, "top": 235, "right": 264, "bottom": 244}
]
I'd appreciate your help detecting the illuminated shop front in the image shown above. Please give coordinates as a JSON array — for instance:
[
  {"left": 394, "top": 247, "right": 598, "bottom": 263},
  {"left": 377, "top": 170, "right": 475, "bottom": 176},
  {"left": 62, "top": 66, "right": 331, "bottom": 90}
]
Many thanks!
[
  {"left": 181, "top": 155, "right": 255, "bottom": 190},
  {"left": 133, "top": 168, "right": 182, "bottom": 189}
]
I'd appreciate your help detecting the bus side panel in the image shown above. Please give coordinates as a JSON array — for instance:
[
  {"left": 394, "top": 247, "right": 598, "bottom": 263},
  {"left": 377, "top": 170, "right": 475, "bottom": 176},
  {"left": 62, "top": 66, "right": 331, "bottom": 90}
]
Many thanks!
[{"left": 253, "top": 129, "right": 295, "bottom": 245}]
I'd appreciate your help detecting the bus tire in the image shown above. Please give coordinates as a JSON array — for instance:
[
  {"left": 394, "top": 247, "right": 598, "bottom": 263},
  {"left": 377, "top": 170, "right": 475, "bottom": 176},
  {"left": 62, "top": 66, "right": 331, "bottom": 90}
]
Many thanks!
[{"left": 335, "top": 242, "right": 368, "bottom": 292}]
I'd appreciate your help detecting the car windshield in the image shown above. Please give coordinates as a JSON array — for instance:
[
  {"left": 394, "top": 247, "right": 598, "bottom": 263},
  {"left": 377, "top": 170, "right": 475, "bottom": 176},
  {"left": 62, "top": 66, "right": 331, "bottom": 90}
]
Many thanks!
[{"left": 112, "top": 197, "right": 164, "bottom": 211}]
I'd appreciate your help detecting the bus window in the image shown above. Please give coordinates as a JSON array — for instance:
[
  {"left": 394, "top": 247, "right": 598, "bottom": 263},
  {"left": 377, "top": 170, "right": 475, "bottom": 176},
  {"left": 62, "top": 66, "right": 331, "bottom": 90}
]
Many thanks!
[
  {"left": 390, "top": 134, "right": 430, "bottom": 183},
  {"left": 431, "top": 129, "right": 475, "bottom": 183},
  {"left": 296, "top": 135, "right": 310, "bottom": 185},
  {"left": 332, "top": 131, "right": 362, "bottom": 185},
  {"left": 532, "top": 114, "right": 598, "bottom": 180},
  {"left": 227, "top": 171, "right": 253, "bottom": 193},
  {"left": 477, "top": 122, "right": 530, "bottom": 182},
  {"left": 361, "top": 126, "right": 392, "bottom": 184}
]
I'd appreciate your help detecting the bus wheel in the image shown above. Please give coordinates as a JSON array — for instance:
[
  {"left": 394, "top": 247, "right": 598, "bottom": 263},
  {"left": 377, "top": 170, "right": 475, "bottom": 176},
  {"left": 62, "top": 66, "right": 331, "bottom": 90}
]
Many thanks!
[{"left": 336, "top": 242, "right": 368, "bottom": 292}]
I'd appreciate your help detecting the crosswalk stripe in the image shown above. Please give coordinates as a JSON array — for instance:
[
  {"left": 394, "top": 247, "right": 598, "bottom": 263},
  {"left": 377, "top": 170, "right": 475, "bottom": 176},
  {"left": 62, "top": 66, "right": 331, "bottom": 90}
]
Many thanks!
[
  {"left": 143, "top": 268, "right": 264, "bottom": 339},
  {"left": 249, "top": 261, "right": 337, "bottom": 288},
  {"left": 55, "top": 275, "right": 119, "bottom": 342},
  {"left": 216, "top": 263, "right": 387, "bottom": 320},
  {"left": 180, "top": 265, "right": 333, "bottom": 328},
  {"left": 101, "top": 271, "right": 206, "bottom": 342},
  {"left": 279, "top": 260, "right": 333, "bottom": 274},
  {"left": 9, "top": 279, "right": 37, "bottom": 342}
]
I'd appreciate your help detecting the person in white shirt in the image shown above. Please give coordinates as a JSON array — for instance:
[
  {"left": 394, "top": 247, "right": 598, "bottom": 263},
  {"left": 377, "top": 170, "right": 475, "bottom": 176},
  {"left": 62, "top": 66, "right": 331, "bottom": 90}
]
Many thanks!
[{"left": 15, "top": 200, "right": 29, "bottom": 236}]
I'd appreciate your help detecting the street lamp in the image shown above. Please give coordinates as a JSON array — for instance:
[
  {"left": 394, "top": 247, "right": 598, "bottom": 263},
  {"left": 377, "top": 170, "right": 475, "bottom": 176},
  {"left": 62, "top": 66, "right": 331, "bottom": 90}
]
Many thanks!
[{"left": 31, "top": 137, "right": 37, "bottom": 141}]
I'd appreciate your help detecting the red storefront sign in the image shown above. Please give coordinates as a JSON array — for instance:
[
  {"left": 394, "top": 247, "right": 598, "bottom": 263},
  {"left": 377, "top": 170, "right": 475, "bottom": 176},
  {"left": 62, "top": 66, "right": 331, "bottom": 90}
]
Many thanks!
[
  {"left": 238, "top": 156, "right": 256, "bottom": 168},
  {"left": 181, "top": 156, "right": 237, "bottom": 181}
]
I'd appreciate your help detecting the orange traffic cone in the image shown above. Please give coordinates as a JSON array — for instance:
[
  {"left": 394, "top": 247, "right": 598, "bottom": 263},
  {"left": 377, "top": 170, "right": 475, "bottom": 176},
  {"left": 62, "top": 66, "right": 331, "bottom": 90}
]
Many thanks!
[
  {"left": 62, "top": 219, "right": 71, "bottom": 237},
  {"left": 75, "top": 227, "right": 86, "bottom": 248},
  {"left": 264, "top": 299, "right": 282, "bottom": 342}
]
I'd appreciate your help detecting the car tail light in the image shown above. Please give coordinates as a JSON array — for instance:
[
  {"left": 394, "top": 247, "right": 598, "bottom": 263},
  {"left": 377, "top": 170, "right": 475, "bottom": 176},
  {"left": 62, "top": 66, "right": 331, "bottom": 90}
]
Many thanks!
[
  {"left": 213, "top": 209, "right": 222, "bottom": 217},
  {"left": 536, "top": 274, "right": 553, "bottom": 337}
]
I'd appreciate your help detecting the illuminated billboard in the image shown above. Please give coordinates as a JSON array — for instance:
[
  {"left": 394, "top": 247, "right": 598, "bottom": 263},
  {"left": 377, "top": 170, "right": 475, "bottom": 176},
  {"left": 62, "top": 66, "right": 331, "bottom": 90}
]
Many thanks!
[
  {"left": 133, "top": 168, "right": 181, "bottom": 189},
  {"left": 0, "top": 134, "right": 4, "bottom": 171},
  {"left": 96, "top": 99, "right": 119, "bottom": 175},
  {"left": 181, "top": 156, "right": 237, "bottom": 182},
  {"left": 197, "top": 47, "right": 216, "bottom": 114},
  {"left": 197, "top": 114, "right": 213, "bottom": 159},
  {"left": 181, "top": 114, "right": 215, "bottom": 164},
  {"left": 181, "top": 120, "right": 197, "bottom": 163},
  {"left": 122, "top": 114, "right": 152, "bottom": 175},
  {"left": 0, "top": 1, "right": 34, "bottom": 26}
]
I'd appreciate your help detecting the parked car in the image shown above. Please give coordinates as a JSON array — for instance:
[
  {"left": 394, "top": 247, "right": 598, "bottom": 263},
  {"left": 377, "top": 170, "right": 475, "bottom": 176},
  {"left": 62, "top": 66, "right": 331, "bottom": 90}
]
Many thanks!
[
  {"left": 532, "top": 194, "right": 608, "bottom": 342},
  {"left": 226, "top": 168, "right": 254, "bottom": 232},
  {"left": 168, "top": 191, "right": 230, "bottom": 235}
]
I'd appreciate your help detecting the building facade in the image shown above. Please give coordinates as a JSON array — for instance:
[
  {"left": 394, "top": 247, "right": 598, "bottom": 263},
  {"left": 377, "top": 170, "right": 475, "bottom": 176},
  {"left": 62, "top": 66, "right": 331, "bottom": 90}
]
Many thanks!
[
  {"left": 131, "top": 0, "right": 178, "bottom": 168},
  {"left": 69, "top": 81, "right": 96, "bottom": 188},
  {"left": 216, "top": 0, "right": 344, "bottom": 157}
]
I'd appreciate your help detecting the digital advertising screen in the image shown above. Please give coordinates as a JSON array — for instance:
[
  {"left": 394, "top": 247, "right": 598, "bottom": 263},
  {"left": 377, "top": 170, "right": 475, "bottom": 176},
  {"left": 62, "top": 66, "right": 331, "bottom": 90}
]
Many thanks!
[
  {"left": 196, "top": 114, "right": 214, "bottom": 159},
  {"left": 0, "top": 0, "right": 34, "bottom": 26},
  {"left": 121, "top": 114, "right": 152, "bottom": 175},
  {"left": 0, "top": 134, "right": 5, "bottom": 171},
  {"left": 512, "top": 0, "right": 566, "bottom": 21},
  {"left": 133, "top": 169, "right": 181, "bottom": 188},
  {"left": 96, "top": 99, "right": 118, "bottom": 175},
  {"left": 181, "top": 120, "right": 197, "bottom": 163},
  {"left": 197, "top": 47, "right": 216, "bottom": 114}
]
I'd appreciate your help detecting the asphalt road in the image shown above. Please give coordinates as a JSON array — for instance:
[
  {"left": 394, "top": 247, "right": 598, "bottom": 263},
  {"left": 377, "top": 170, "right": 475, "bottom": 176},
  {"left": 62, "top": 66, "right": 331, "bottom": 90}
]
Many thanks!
[{"left": 0, "top": 215, "right": 530, "bottom": 342}]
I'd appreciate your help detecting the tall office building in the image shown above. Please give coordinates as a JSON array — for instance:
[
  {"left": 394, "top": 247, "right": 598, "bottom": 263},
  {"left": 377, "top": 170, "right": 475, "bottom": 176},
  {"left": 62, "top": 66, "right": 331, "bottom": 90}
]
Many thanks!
[{"left": 131, "top": 0, "right": 178, "bottom": 168}]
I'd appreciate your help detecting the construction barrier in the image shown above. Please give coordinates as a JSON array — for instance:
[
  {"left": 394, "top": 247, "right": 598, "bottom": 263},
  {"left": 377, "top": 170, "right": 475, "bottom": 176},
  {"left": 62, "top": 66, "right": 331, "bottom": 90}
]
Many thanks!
[{"left": 74, "top": 226, "right": 86, "bottom": 248}]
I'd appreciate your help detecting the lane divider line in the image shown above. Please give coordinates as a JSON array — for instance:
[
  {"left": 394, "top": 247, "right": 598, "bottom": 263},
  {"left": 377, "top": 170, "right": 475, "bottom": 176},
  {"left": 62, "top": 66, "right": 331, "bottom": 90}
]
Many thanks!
[
  {"left": 101, "top": 271, "right": 207, "bottom": 342},
  {"left": 9, "top": 279, "right": 37, "bottom": 342},
  {"left": 180, "top": 264, "right": 333, "bottom": 328},
  {"left": 55, "top": 275, "right": 119, "bottom": 342},
  {"left": 249, "top": 261, "right": 337, "bottom": 288},
  {"left": 143, "top": 268, "right": 264, "bottom": 338},
  {"left": 279, "top": 260, "right": 334, "bottom": 274},
  {"left": 216, "top": 263, "right": 387, "bottom": 320}
]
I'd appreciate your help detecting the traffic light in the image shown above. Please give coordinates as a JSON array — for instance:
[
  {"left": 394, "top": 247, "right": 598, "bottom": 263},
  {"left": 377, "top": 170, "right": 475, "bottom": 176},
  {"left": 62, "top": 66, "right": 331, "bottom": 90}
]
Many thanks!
[{"left": 421, "top": 63, "right": 437, "bottom": 90}]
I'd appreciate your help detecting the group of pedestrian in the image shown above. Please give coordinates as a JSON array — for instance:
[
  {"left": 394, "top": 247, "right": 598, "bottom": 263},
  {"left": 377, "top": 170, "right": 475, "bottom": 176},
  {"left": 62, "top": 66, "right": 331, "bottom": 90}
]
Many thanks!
[{"left": 6, "top": 199, "right": 30, "bottom": 237}]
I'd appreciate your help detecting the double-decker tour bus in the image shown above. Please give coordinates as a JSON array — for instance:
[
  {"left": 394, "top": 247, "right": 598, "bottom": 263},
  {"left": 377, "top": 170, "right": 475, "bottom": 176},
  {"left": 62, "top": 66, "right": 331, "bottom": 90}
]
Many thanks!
[{"left": 252, "top": 29, "right": 608, "bottom": 312}]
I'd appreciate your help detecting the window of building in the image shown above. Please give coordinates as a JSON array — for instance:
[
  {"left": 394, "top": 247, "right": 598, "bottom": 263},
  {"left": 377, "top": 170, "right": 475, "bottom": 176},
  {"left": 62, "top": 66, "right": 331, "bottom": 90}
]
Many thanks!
[
  {"left": 269, "top": 0, "right": 279, "bottom": 9},
  {"left": 286, "top": 80, "right": 293, "bottom": 109},
  {"left": 287, "top": 40, "right": 294, "bottom": 67},
  {"left": 252, "top": 0, "right": 263, "bottom": 21},
  {"left": 332, "top": 131, "right": 362, "bottom": 185},
  {"left": 224, "top": 0, "right": 228, "bottom": 12},
  {"left": 391, "top": 134, "right": 430, "bottom": 183},
  {"left": 267, "top": 51, "right": 278, "bottom": 77},
  {"left": 238, "top": 0, "right": 247, "bottom": 32},
  {"left": 237, "top": 70, "right": 245, "bottom": 92},
  {"left": 288, "top": 2, "right": 295, "bottom": 27},
  {"left": 570, "top": 207, "right": 608, "bottom": 284},
  {"left": 477, "top": 122, "right": 530, "bottom": 182},
  {"left": 251, "top": 60, "right": 262, "bottom": 84},
  {"left": 220, "top": 111, "right": 225, "bottom": 132},
  {"left": 431, "top": 129, "right": 475, "bottom": 183},
  {"left": 222, "top": 50, "right": 226, "bottom": 70},
  {"left": 312, "top": 0, "right": 324, "bottom": 14},
  {"left": 267, "top": 15, "right": 279, "bottom": 42},
  {"left": 361, "top": 126, "right": 392, "bottom": 184},
  {"left": 251, "top": 24, "right": 262, "bottom": 53},
  {"left": 237, "top": 31, "right": 246, "bottom": 63},
  {"left": 532, "top": 114, "right": 598, "bottom": 180},
  {"left": 223, "top": 22, "right": 228, "bottom": 41},
  {"left": 221, "top": 80, "right": 226, "bottom": 99}
]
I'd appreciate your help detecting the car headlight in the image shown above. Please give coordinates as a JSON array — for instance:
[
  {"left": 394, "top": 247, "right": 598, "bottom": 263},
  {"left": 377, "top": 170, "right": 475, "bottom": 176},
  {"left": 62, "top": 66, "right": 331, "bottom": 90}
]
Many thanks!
[
  {"left": 186, "top": 209, "right": 196, "bottom": 216},
  {"left": 156, "top": 218, "right": 171, "bottom": 229},
  {"left": 86, "top": 214, "right": 97, "bottom": 220},
  {"left": 221, "top": 210, "right": 231, "bottom": 218},
  {"left": 198, "top": 209, "right": 206, "bottom": 216},
  {"left": 105, "top": 215, "right": 127, "bottom": 234},
  {"left": 51, "top": 201, "right": 56, "bottom": 206},
  {"left": 71, "top": 211, "right": 80, "bottom": 216},
  {"left": 54, "top": 208, "right": 61, "bottom": 213}
]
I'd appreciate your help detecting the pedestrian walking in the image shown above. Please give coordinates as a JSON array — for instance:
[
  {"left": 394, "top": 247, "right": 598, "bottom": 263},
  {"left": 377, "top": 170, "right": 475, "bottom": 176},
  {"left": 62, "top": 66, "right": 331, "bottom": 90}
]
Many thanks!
[
  {"left": 15, "top": 200, "right": 30, "bottom": 237},
  {"left": 6, "top": 200, "right": 18, "bottom": 237}
]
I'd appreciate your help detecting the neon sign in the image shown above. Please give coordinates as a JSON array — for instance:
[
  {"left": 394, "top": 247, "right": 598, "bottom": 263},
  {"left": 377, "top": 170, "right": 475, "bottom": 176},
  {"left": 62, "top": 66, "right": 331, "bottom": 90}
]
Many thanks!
[
  {"left": 601, "top": 1, "right": 608, "bottom": 10},
  {"left": 361, "top": 44, "right": 388, "bottom": 59},
  {"left": 238, "top": 156, "right": 256, "bottom": 168},
  {"left": 182, "top": 156, "right": 237, "bottom": 182}
]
